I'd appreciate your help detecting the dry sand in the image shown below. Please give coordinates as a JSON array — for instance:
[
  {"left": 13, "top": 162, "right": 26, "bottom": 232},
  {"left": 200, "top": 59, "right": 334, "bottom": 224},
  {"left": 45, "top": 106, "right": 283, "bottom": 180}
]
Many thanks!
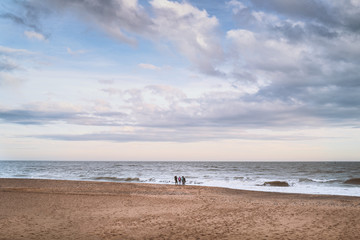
[{"left": 1, "top": 178, "right": 360, "bottom": 240}]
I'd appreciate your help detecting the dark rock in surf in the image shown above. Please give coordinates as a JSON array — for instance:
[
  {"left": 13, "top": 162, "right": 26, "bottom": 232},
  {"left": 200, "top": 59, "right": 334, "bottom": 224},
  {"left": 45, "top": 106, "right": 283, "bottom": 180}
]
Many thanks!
[
  {"left": 344, "top": 178, "right": 360, "bottom": 185},
  {"left": 263, "top": 181, "right": 290, "bottom": 187}
]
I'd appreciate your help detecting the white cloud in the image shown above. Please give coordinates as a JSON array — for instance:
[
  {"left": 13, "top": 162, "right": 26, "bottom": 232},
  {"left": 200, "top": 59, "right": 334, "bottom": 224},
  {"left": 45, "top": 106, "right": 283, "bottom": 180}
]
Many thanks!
[
  {"left": 66, "top": 47, "right": 87, "bottom": 56},
  {"left": 0, "top": 46, "right": 36, "bottom": 87},
  {"left": 0, "top": 46, "right": 33, "bottom": 55},
  {"left": 227, "top": 0, "right": 246, "bottom": 14},
  {"left": 3, "top": 0, "right": 360, "bottom": 140},
  {"left": 226, "top": 29, "right": 309, "bottom": 74},
  {"left": 40, "top": 0, "right": 151, "bottom": 46},
  {"left": 0, "top": 57, "right": 19, "bottom": 71},
  {"left": 0, "top": 72, "right": 24, "bottom": 86},
  {"left": 150, "top": 0, "right": 224, "bottom": 75},
  {"left": 138, "top": 63, "right": 161, "bottom": 70},
  {"left": 23, "top": 0, "right": 223, "bottom": 75},
  {"left": 98, "top": 79, "right": 115, "bottom": 85},
  {"left": 24, "top": 30, "right": 46, "bottom": 41}
]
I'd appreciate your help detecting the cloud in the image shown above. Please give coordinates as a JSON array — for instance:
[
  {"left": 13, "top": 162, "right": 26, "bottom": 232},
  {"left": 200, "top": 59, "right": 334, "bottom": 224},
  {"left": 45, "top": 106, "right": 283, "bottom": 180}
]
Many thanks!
[
  {"left": 227, "top": 29, "right": 306, "bottom": 72},
  {"left": 1, "top": 81, "right": 359, "bottom": 143},
  {"left": 98, "top": 79, "right": 115, "bottom": 85},
  {"left": 250, "top": 0, "right": 333, "bottom": 23},
  {"left": 100, "top": 84, "right": 360, "bottom": 130},
  {"left": 0, "top": 72, "right": 24, "bottom": 86},
  {"left": 0, "top": 107, "right": 131, "bottom": 126},
  {"left": 0, "top": 109, "right": 66, "bottom": 125},
  {"left": 31, "top": 128, "right": 321, "bottom": 143},
  {"left": 66, "top": 47, "right": 87, "bottom": 56},
  {"left": 0, "top": 46, "right": 34, "bottom": 55},
  {"left": 249, "top": 0, "right": 360, "bottom": 33},
  {"left": 10, "top": 0, "right": 224, "bottom": 75},
  {"left": 226, "top": 0, "right": 360, "bottom": 119},
  {"left": 0, "top": 99, "right": 132, "bottom": 126},
  {"left": 0, "top": 1, "right": 49, "bottom": 36},
  {"left": 0, "top": 57, "right": 18, "bottom": 72},
  {"left": 0, "top": 46, "right": 35, "bottom": 86},
  {"left": 36, "top": 0, "right": 151, "bottom": 46},
  {"left": 0, "top": 107, "right": 82, "bottom": 125},
  {"left": 0, "top": 12, "right": 41, "bottom": 33},
  {"left": 149, "top": 0, "right": 224, "bottom": 76},
  {"left": 1, "top": 0, "right": 360, "bottom": 144},
  {"left": 24, "top": 30, "right": 46, "bottom": 41},
  {"left": 138, "top": 63, "right": 161, "bottom": 70}
]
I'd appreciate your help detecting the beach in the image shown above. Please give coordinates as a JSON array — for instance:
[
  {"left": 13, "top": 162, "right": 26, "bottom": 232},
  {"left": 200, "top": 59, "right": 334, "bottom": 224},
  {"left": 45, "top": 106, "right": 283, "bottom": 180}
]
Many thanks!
[{"left": 1, "top": 179, "right": 360, "bottom": 240}]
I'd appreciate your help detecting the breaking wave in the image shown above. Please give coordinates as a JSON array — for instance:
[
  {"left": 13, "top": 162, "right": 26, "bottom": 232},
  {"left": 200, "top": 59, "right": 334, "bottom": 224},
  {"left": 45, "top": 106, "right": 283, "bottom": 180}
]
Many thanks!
[
  {"left": 299, "top": 178, "right": 340, "bottom": 183},
  {"left": 92, "top": 177, "right": 140, "bottom": 182}
]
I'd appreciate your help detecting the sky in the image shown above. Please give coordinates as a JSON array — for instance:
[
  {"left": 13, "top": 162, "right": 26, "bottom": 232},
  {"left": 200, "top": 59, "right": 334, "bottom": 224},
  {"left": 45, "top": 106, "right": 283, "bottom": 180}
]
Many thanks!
[{"left": 0, "top": 0, "right": 359, "bottom": 161}]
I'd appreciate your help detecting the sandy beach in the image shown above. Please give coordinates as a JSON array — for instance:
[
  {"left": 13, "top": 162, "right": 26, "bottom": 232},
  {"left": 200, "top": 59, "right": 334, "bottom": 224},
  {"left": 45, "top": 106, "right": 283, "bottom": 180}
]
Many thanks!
[{"left": 1, "top": 179, "right": 360, "bottom": 240}]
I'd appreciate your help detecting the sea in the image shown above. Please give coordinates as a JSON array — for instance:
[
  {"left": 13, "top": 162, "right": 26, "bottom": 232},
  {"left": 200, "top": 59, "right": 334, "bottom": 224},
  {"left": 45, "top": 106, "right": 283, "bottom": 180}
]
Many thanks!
[{"left": 1, "top": 161, "right": 359, "bottom": 197}]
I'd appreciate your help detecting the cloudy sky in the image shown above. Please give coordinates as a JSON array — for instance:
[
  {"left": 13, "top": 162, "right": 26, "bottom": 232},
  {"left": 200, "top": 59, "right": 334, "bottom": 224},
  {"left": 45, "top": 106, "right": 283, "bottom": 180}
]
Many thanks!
[{"left": 1, "top": 0, "right": 359, "bottom": 161}]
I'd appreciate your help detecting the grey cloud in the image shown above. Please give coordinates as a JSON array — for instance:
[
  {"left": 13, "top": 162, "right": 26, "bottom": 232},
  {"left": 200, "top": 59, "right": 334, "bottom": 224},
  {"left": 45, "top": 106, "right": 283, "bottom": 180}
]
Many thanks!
[
  {"left": 0, "top": 108, "right": 131, "bottom": 126},
  {"left": 0, "top": 1, "right": 49, "bottom": 37},
  {"left": 0, "top": 46, "right": 34, "bottom": 55},
  {"left": 98, "top": 79, "right": 115, "bottom": 85},
  {"left": 0, "top": 58, "right": 18, "bottom": 72},
  {"left": 271, "top": 22, "right": 338, "bottom": 43},
  {"left": 250, "top": 82, "right": 360, "bottom": 126},
  {"left": 33, "top": 131, "right": 200, "bottom": 143},
  {"left": 250, "top": 0, "right": 360, "bottom": 33},
  {"left": 1, "top": 1, "right": 359, "bottom": 141},
  {"left": 227, "top": 0, "right": 360, "bottom": 125},
  {"left": 1, "top": 80, "right": 359, "bottom": 143},
  {"left": 250, "top": 0, "right": 334, "bottom": 25},
  {"left": 13, "top": 0, "right": 223, "bottom": 76},
  {"left": 149, "top": 0, "right": 224, "bottom": 76},
  {"left": 36, "top": 0, "right": 152, "bottom": 45},
  {"left": 0, "top": 46, "right": 38, "bottom": 86},
  {"left": 30, "top": 127, "right": 323, "bottom": 143},
  {"left": 231, "top": 2, "right": 339, "bottom": 42},
  {"left": 0, "top": 12, "right": 39, "bottom": 32},
  {"left": 100, "top": 84, "right": 360, "bottom": 129},
  {"left": 0, "top": 109, "right": 80, "bottom": 125}
]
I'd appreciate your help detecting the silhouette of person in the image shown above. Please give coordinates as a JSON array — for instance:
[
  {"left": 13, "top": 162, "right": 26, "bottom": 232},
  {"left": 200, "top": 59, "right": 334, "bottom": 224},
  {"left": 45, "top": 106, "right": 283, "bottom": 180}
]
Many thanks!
[{"left": 182, "top": 176, "right": 186, "bottom": 185}]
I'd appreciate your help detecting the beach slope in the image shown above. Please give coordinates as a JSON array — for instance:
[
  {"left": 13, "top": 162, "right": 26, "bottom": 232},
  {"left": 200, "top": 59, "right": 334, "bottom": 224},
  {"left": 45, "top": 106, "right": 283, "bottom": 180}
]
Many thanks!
[{"left": 1, "top": 179, "right": 360, "bottom": 239}]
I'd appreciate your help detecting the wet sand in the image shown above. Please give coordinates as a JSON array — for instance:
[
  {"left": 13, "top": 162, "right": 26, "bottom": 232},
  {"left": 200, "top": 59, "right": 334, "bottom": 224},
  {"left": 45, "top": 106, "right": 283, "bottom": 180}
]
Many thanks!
[{"left": 1, "top": 178, "right": 360, "bottom": 240}]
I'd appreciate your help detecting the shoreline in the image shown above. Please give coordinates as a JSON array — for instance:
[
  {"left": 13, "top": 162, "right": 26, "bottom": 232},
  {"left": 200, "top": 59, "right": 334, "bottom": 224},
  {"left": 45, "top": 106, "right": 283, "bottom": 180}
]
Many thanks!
[
  {"left": 1, "top": 177, "right": 360, "bottom": 198},
  {"left": 1, "top": 178, "right": 360, "bottom": 239}
]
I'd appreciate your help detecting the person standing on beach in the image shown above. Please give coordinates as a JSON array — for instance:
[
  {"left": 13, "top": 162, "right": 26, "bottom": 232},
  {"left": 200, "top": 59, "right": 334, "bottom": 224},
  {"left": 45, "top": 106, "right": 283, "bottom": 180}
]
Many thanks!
[
  {"left": 182, "top": 176, "right": 186, "bottom": 185},
  {"left": 174, "top": 176, "right": 178, "bottom": 185},
  {"left": 178, "top": 176, "right": 181, "bottom": 184}
]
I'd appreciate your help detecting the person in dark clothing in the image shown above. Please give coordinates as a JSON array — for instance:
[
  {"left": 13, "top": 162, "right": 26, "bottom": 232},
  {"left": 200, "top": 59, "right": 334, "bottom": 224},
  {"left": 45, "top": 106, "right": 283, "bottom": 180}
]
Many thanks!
[
  {"left": 174, "top": 176, "right": 178, "bottom": 185},
  {"left": 181, "top": 176, "right": 186, "bottom": 185}
]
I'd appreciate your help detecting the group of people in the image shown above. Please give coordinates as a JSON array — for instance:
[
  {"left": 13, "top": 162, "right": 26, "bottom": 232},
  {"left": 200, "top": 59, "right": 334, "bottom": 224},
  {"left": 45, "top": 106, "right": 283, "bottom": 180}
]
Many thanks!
[{"left": 174, "top": 175, "right": 186, "bottom": 185}]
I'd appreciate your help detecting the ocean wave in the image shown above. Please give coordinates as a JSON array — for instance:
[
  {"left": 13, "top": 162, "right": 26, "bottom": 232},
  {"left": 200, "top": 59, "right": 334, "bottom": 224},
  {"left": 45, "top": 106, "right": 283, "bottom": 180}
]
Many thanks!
[
  {"left": 147, "top": 177, "right": 156, "bottom": 182},
  {"left": 233, "top": 176, "right": 254, "bottom": 182},
  {"left": 189, "top": 181, "right": 203, "bottom": 185},
  {"left": 310, "top": 170, "right": 346, "bottom": 174},
  {"left": 299, "top": 178, "right": 340, "bottom": 183},
  {"left": 13, "top": 174, "right": 30, "bottom": 177},
  {"left": 207, "top": 168, "right": 220, "bottom": 171},
  {"left": 92, "top": 177, "right": 140, "bottom": 182},
  {"left": 233, "top": 177, "right": 244, "bottom": 180}
]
